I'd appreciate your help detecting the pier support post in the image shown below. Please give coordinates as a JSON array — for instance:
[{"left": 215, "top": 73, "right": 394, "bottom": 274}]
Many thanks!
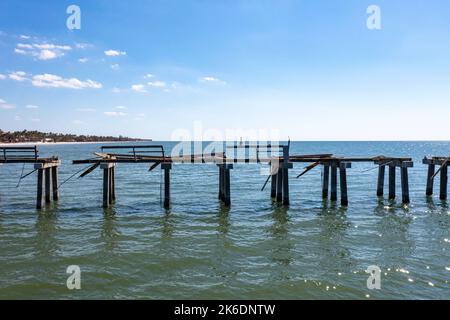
[
  {"left": 440, "top": 164, "right": 448, "bottom": 200},
  {"left": 339, "top": 162, "right": 350, "bottom": 206},
  {"left": 217, "top": 164, "right": 233, "bottom": 206},
  {"left": 44, "top": 167, "right": 51, "bottom": 204},
  {"left": 111, "top": 166, "right": 116, "bottom": 201},
  {"left": 330, "top": 163, "right": 337, "bottom": 201},
  {"left": 34, "top": 161, "right": 61, "bottom": 209},
  {"left": 377, "top": 165, "right": 385, "bottom": 196},
  {"left": 270, "top": 173, "right": 277, "bottom": 198},
  {"left": 426, "top": 164, "right": 435, "bottom": 196},
  {"left": 322, "top": 165, "right": 330, "bottom": 199},
  {"left": 401, "top": 166, "right": 410, "bottom": 204},
  {"left": 276, "top": 168, "right": 283, "bottom": 202},
  {"left": 101, "top": 162, "right": 115, "bottom": 208},
  {"left": 51, "top": 166, "right": 59, "bottom": 201},
  {"left": 162, "top": 163, "right": 172, "bottom": 209},
  {"left": 282, "top": 167, "right": 289, "bottom": 205},
  {"left": 388, "top": 165, "right": 396, "bottom": 200},
  {"left": 36, "top": 169, "right": 43, "bottom": 209},
  {"left": 218, "top": 167, "right": 224, "bottom": 200}
]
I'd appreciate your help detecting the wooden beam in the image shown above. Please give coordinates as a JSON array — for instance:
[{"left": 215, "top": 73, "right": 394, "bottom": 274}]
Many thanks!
[
  {"left": 162, "top": 163, "right": 171, "bottom": 209},
  {"left": 401, "top": 167, "right": 410, "bottom": 204},
  {"left": 103, "top": 167, "right": 110, "bottom": 208},
  {"left": 282, "top": 167, "right": 289, "bottom": 205},
  {"left": 339, "top": 162, "right": 348, "bottom": 206},
  {"left": 330, "top": 164, "right": 337, "bottom": 201},
  {"left": 276, "top": 168, "right": 283, "bottom": 202},
  {"left": 44, "top": 167, "right": 51, "bottom": 204},
  {"left": 51, "top": 166, "right": 59, "bottom": 201},
  {"left": 440, "top": 164, "right": 448, "bottom": 200},
  {"left": 377, "top": 165, "right": 385, "bottom": 196},
  {"left": 322, "top": 165, "right": 329, "bottom": 199}
]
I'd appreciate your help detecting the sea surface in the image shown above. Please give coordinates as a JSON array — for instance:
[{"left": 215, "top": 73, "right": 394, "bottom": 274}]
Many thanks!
[{"left": 0, "top": 141, "right": 449, "bottom": 299}]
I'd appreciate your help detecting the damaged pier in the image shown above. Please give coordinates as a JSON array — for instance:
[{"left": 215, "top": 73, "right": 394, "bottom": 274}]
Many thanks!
[
  {"left": 423, "top": 157, "right": 449, "bottom": 200},
  {"left": 0, "top": 146, "right": 60, "bottom": 209}
]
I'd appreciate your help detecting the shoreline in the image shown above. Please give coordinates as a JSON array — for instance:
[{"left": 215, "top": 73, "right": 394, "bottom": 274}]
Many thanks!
[{"left": 0, "top": 140, "right": 149, "bottom": 147}]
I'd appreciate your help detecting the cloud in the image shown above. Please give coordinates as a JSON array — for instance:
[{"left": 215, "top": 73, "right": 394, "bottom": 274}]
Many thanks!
[
  {"left": 131, "top": 84, "right": 147, "bottom": 93},
  {"left": 0, "top": 74, "right": 6, "bottom": 80},
  {"left": 115, "top": 106, "right": 127, "bottom": 109},
  {"left": 111, "top": 64, "right": 120, "bottom": 70},
  {"left": 0, "top": 98, "right": 15, "bottom": 110},
  {"left": 147, "top": 81, "right": 166, "bottom": 88},
  {"left": 9, "top": 71, "right": 28, "bottom": 81},
  {"left": 104, "top": 111, "right": 126, "bottom": 117},
  {"left": 104, "top": 50, "right": 126, "bottom": 57},
  {"left": 32, "top": 73, "right": 102, "bottom": 89},
  {"left": 78, "top": 58, "right": 88, "bottom": 63},
  {"left": 19, "top": 35, "right": 31, "bottom": 39},
  {"left": 75, "top": 43, "right": 92, "bottom": 49},
  {"left": 144, "top": 74, "right": 154, "bottom": 79},
  {"left": 14, "top": 43, "right": 72, "bottom": 60},
  {"left": 199, "top": 76, "right": 225, "bottom": 84},
  {"left": 26, "top": 104, "right": 39, "bottom": 109}
]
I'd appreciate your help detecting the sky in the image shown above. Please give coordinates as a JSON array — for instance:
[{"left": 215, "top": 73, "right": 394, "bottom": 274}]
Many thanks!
[{"left": 1, "top": 0, "right": 450, "bottom": 141}]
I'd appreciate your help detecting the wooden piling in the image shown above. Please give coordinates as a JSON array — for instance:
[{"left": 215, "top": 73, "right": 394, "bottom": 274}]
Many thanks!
[
  {"left": 282, "top": 167, "right": 289, "bottom": 205},
  {"left": 218, "top": 167, "right": 223, "bottom": 200},
  {"left": 224, "top": 167, "right": 231, "bottom": 206},
  {"left": 322, "top": 165, "right": 329, "bottom": 199},
  {"left": 270, "top": 173, "right": 277, "bottom": 198},
  {"left": 330, "top": 164, "right": 337, "bottom": 201},
  {"left": 111, "top": 166, "right": 116, "bottom": 201},
  {"left": 51, "top": 166, "right": 59, "bottom": 201},
  {"left": 103, "top": 167, "right": 110, "bottom": 208},
  {"left": 339, "top": 162, "right": 348, "bottom": 206},
  {"left": 36, "top": 169, "right": 43, "bottom": 209},
  {"left": 376, "top": 165, "right": 385, "bottom": 196},
  {"left": 401, "top": 167, "right": 410, "bottom": 204},
  {"left": 440, "top": 164, "right": 448, "bottom": 200},
  {"left": 108, "top": 167, "right": 114, "bottom": 205},
  {"left": 44, "top": 167, "right": 51, "bottom": 204},
  {"left": 389, "top": 165, "right": 396, "bottom": 200},
  {"left": 426, "top": 164, "right": 435, "bottom": 196},
  {"left": 276, "top": 168, "right": 283, "bottom": 202},
  {"left": 162, "top": 163, "right": 171, "bottom": 209}
]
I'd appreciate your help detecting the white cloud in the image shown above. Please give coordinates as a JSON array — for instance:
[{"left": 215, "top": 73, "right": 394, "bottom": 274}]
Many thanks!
[
  {"left": 32, "top": 73, "right": 102, "bottom": 89},
  {"left": 147, "top": 81, "right": 166, "bottom": 88},
  {"left": 26, "top": 104, "right": 39, "bottom": 109},
  {"left": 9, "top": 71, "right": 28, "bottom": 82},
  {"left": 75, "top": 43, "right": 92, "bottom": 49},
  {"left": 144, "top": 74, "right": 154, "bottom": 79},
  {"left": 131, "top": 84, "right": 147, "bottom": 93},
  {"left": 14, "top": 43, "right": 72, "bottom": 60},
  {"left": 199, "top": 76, "right": 225, "bottom": 84},
  {"left": 104, "top": 50, "right": 126, "bottom": 57},
  {"left": 78, "top": 58, "right": 88, "bottom": 63},
  {"left": 104, "top": 111, "right": 127, "bottom": 117},
  {"left": 0, "top": 74, "right": 6, "bottom": 80},
  {"left": 115, "top": 106, "right": 127, "bottom": 109},
  {"left": 111, "top": 64, "right": 120, "bottom": 70},
  {"left": 19, "top": 35, "right": 31, "bottom": 39},
  {"left": 0, "top": 98, "right": 15, "bottom": 110}
]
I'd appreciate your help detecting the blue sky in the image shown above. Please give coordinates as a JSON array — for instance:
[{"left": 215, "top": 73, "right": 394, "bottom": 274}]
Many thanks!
[{"left": 1, "top": 0, "right": 450, "bottom": 140}]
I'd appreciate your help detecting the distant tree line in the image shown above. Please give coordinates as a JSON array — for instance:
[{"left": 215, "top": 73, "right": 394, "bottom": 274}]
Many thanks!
[{"left": 0, "top": 129, "right": 145, "bottom": 143}]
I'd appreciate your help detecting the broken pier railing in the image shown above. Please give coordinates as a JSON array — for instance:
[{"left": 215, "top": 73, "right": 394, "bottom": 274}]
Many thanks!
[
  {"left": 72, "top": 143, "right": 415, "bottom": 209},
  {"left": 0, "top": 146, "right": 60, "bottom": 209}
]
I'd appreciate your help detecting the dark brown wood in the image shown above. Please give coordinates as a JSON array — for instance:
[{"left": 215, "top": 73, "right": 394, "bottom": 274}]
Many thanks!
[
  {"left": 103, "top": 168, "right": 110, "bottom": 208},
  {"left": 339, "top": 163, "right": 348, "bottom": 206},
  {"left": 389, "top": 165, "right": 396, "bottom": 200},
  {"left": 270, "top": 173, "right": 277, "bottom": 198},
  {"left": 218, "top": 167, "right": 223, "bottom": 200},
  {"left": 44, "top": 167, "right": 51, "bottom": 203},
  {"left": 111, "top": 166, "right": 116, "bottom": 201},
  {"left": 401, "top": 167, "right": 410, "bottom": 204},
  {"left": 163, "top": 165, "right": 170, "bottom": 209},
  {"left": 426, "top": 164, "right": 435, "bottom": 196},
  {"left": 36, "top": 169, "right": 43, "bottom": 209},
  {"left": 282, "top": 168, "right": 289, "bottom": 205},
  {"left": 330, "top": 164, "right": 337, "bottom": 201},
  {"left": 224, "top": 168, "right": 231, "bottom": 206},
  {"left": 377, "top": 165, "right": 385, "bottom": 196},
  {"left": 108, "top": 168, "right": 114, "bottom": 205},
  {"left": 276, "top": 168, "right": 283, "bottom": 202},
  {"left": 322, "top": 165, "right": 330, "bottom": 198},
  {"left": 51, "top": 166, "right": 59, "bottom": 201},
  {"left": 440, "top": 164, "right": 448, "bottom": 200}
]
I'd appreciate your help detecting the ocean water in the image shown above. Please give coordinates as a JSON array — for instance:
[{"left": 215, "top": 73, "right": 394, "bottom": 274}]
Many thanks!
[{"left": 0, "top": 141, "right": 449, "bottom": 300}]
